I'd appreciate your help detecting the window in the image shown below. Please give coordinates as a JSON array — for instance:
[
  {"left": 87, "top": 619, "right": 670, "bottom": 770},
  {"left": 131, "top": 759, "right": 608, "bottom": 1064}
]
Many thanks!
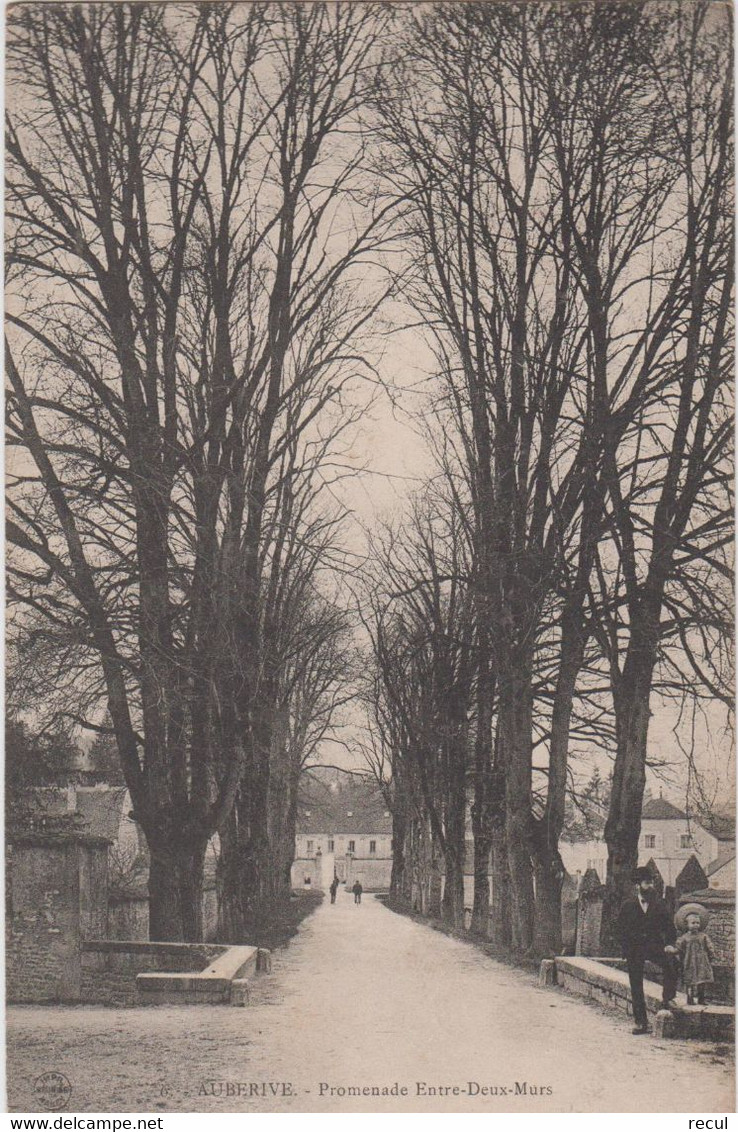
[
  {"left": 680, "top": 835, "right": 691, "bottom": 849},
  {"left": 644, "top": 834, "right": 656, "bottom": 849},
  {"left": 348, "top": 840, "right": 355, "bottom": 852},
  {"left": 328, "top": 839, "right": 335, "bottom": 852},
  {"left": 369, "top": 840, "right": 376, "bottom": 854},
  {"left": 306, "top": 840, "right": 314, "bottom": 853}
]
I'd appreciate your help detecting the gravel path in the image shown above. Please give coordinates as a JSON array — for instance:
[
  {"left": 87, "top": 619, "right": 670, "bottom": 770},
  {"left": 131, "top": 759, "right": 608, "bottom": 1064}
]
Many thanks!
[{"left": 7, "top": 893, "right": 734, "bottom": 1113}]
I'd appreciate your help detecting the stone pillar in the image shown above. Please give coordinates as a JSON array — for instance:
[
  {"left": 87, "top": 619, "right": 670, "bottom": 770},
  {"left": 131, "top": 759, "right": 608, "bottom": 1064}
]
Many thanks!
[
  {"left": 575, "top": 868, "right": 605, "bottom": 956},
  {"left": 7, "top": 832, "right": 110, "bottom": 1002}
]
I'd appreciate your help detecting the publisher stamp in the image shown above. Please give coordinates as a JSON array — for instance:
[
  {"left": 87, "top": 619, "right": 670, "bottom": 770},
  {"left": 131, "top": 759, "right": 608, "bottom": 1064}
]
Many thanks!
[{"left": 33, "top": 1072, "right": 72, "bottom": 1112}]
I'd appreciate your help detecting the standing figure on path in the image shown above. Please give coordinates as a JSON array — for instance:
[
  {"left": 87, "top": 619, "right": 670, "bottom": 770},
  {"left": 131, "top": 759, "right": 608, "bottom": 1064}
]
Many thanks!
[
  {"left": 618, "top": 866, "right": 679, "bottom": 1035},
  {"left": 675, "top": 903, "right": 715, "bottom": 1005},
  {"left": 329, "top": 876, "right": 339, "bottom": 904},
  {"left": 352, "top": 880, "right": 363, "bottom": 905}
]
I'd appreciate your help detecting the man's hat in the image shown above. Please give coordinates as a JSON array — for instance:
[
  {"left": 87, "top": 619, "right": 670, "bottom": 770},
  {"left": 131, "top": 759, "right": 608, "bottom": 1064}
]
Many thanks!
[
  {"left": 631, "top": 866, "right": 653, "bottom": 883},
  {"left": 675, "top": 902, "right": 710, "bottom": 932}
]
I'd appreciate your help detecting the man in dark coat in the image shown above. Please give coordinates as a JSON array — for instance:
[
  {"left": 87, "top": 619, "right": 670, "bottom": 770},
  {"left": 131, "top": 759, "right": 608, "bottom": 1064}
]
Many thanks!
[{"left": 618, "top": 866, "right": 679, "bottom": 1035}]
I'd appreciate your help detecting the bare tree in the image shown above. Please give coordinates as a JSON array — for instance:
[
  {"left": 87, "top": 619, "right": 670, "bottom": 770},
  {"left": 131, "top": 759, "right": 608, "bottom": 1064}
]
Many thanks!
[
  {"left": 372, "top": 1, "right": 731, "bottom": 956},
  {"left": 363, "top": 492, "right": 476, "bottom": 928},
  {"left": 578, "top": 3, "right": 734, "bottom": 946},
  {"left": 6, "top": 3, "right": 390, "bottom": 939},
  {"left": 374, "top": 2, "right": 603, "bottom": 952}
]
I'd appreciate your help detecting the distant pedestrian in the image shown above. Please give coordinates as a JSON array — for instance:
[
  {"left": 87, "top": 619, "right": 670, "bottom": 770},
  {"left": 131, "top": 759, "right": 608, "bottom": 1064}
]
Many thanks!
[
  {"left": 618, "top": 866, "right": 679, "bottom": 1035},
  {"left": 675, "top": 903, "right": 715, "bottom": 1005},
  {"left": 329, "top": 876, "right": 339, "bottom": 904},
  {"left": 352, "top": 880, "right": 363, "bottom": 905}
]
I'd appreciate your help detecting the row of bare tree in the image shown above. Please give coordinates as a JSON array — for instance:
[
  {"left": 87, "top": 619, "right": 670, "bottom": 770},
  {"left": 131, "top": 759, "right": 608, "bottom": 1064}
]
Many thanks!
[
  {"left": 6, "top": 2, "right": 732, "bottom": 955},
  {"left": 362, "top": 1, "right": 732, "bottom": 957},
  {"left": 6, "top": 3, "right": 387, "bottom": 940}
]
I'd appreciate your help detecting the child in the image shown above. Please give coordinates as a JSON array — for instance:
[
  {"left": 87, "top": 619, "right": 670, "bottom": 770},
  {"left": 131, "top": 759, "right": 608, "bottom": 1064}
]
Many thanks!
[{"left": 675, "top": 902, "right": 715, "bottom": 1005}]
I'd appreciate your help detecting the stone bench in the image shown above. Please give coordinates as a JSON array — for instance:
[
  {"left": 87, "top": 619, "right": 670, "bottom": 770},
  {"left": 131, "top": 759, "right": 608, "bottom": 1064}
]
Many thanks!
[
  {"left": 81, "top": 940, "right": 270, "bottom": 1006},
  {"left": 136, "top": 945, "right": 267, "bottom": 1006},
  {"left": 540, "top": 956, "right": 734, "bottom": 1041}
]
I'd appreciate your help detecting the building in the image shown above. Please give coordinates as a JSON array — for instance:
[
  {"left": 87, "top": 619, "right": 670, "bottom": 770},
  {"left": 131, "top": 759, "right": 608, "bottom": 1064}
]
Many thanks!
[
  {"left": 560, "top": 795, "right": 730, "bottom": 888},
  {"left": 698, "top": 809, "right": 736, "bottom": 886},
  {"left": 637, "top": 796, "right": 719, "bottom": 886},
  {"left": 291, "top": 771, "right": 393, "bottom": 892}
]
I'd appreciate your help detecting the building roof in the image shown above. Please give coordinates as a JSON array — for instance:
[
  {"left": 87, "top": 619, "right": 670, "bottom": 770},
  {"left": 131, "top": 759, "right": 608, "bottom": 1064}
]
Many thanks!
[
  {"left": 706, "top": 853, "right": 735, "bottom": 877},
  {"left": 296, "top": 771, "right": 392, "bottom": 835},
  {"left": 641, "top": 797, "right": 687, "bottom": 821},
  {"left": 698, "top": 812, "right": 735, "bottom": 841},
  {"left": 678, "top": 888, "right": 735, "bottom": 906}
]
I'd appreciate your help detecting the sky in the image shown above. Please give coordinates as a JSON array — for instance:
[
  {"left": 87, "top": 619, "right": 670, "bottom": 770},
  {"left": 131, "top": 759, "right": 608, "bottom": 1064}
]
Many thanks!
[
  {"left": 318, "top": 297, "right": 735, "bottom": 820},
  {"left": 4, "top": 0, "right": 733, "bottom": 825}
]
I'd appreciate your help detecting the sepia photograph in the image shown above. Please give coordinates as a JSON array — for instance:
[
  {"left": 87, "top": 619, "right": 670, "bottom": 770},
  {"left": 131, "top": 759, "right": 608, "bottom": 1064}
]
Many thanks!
[{"left": 4, "top": 0, "right": 735, "bottom": 1116}]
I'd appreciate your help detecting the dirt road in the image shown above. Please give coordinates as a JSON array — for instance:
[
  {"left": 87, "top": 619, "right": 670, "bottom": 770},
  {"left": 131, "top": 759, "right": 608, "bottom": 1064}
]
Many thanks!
[{"left": 7, "top": 893, "right": 733, "bottom": 1113}]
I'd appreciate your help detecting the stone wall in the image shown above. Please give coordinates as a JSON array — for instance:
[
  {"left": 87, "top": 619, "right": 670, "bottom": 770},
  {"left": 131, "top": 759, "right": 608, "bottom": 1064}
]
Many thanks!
[
  {"left": 549, "top": 956, "right": 734, "bottom": 1041},
  {"left": 561, "top": 874, "right": 579, "bottom": 953},
  {"left": 8, "top": 832, "right": 226, "bottom": 1003},
  {"left": 107, "top": 882, "right": 219, "bottom": 943},
  {"left": 7, "top": 834, "right": 109, "bottom": 1003},
  {"left": 575, "top": 870, "right": 606, "bottom": 957},
  {"left": 291, "top": 855, "right": 322, "bottom": 890},
  {"left": 345, "top": 855, "right": 392, "bottom": 891},
  {"left": 108, "top": 894, "right": 149, "bottom": 941},
  {"left": 679, "top": 889, "right": 735, "bottom": 967},
  {"left": 80, "top": 941, "right": 226, "bottom": 1006}
]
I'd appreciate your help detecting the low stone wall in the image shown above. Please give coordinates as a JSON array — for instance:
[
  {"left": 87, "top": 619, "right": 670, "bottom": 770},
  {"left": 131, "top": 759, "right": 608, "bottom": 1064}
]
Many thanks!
[
  {"left": 136, "top": 945, "right": 261, "bottom": 1006},
  {"left": 80, "top": 941, "right": 227, "bottom": 1006},
  {"left": 542, "top": 956, "right": 734, "bottom": 1041}
]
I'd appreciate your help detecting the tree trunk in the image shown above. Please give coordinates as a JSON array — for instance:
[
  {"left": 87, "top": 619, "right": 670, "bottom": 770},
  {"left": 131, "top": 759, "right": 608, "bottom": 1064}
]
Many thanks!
[
  {"left": 532, "top": 852, "right": 564, "bottom": 958},
  {"left": 217, "top": 718, "right": 273, "bottom": 937},
  {"left": 489, "top": 822, "right": 512, "bottom": 950},
  {"left": 429, "top": 828, "right": 443, "bottom": 917},
  {"left": 216, "top": 809, "right": 246, "bottom": 943},
  {"left": 499, "top": 665, "right": 535, "bottom": 953},
  {"left": 532, "top": 595, "right": 588, "bottom": 956},
  {"left": 390, "top": 804, "right": 408, "bottom": 904},
  {"left": 148, "top": 837, "right": 207, "bottom": 942},
  {"left": 441, "top": 845, "right": 465, "bottom": 928},
  {"left": 470, "top": 832, "right": 492, "bottom": 935},
  {"left": 601, "top": 635, "right": 658, "bottom": 954},
  {"left": 471, "top": 657, "right": 495, "bottom": 935},
  {"left": 441, "top": 738, "right": 467, "bottom": 928}
]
